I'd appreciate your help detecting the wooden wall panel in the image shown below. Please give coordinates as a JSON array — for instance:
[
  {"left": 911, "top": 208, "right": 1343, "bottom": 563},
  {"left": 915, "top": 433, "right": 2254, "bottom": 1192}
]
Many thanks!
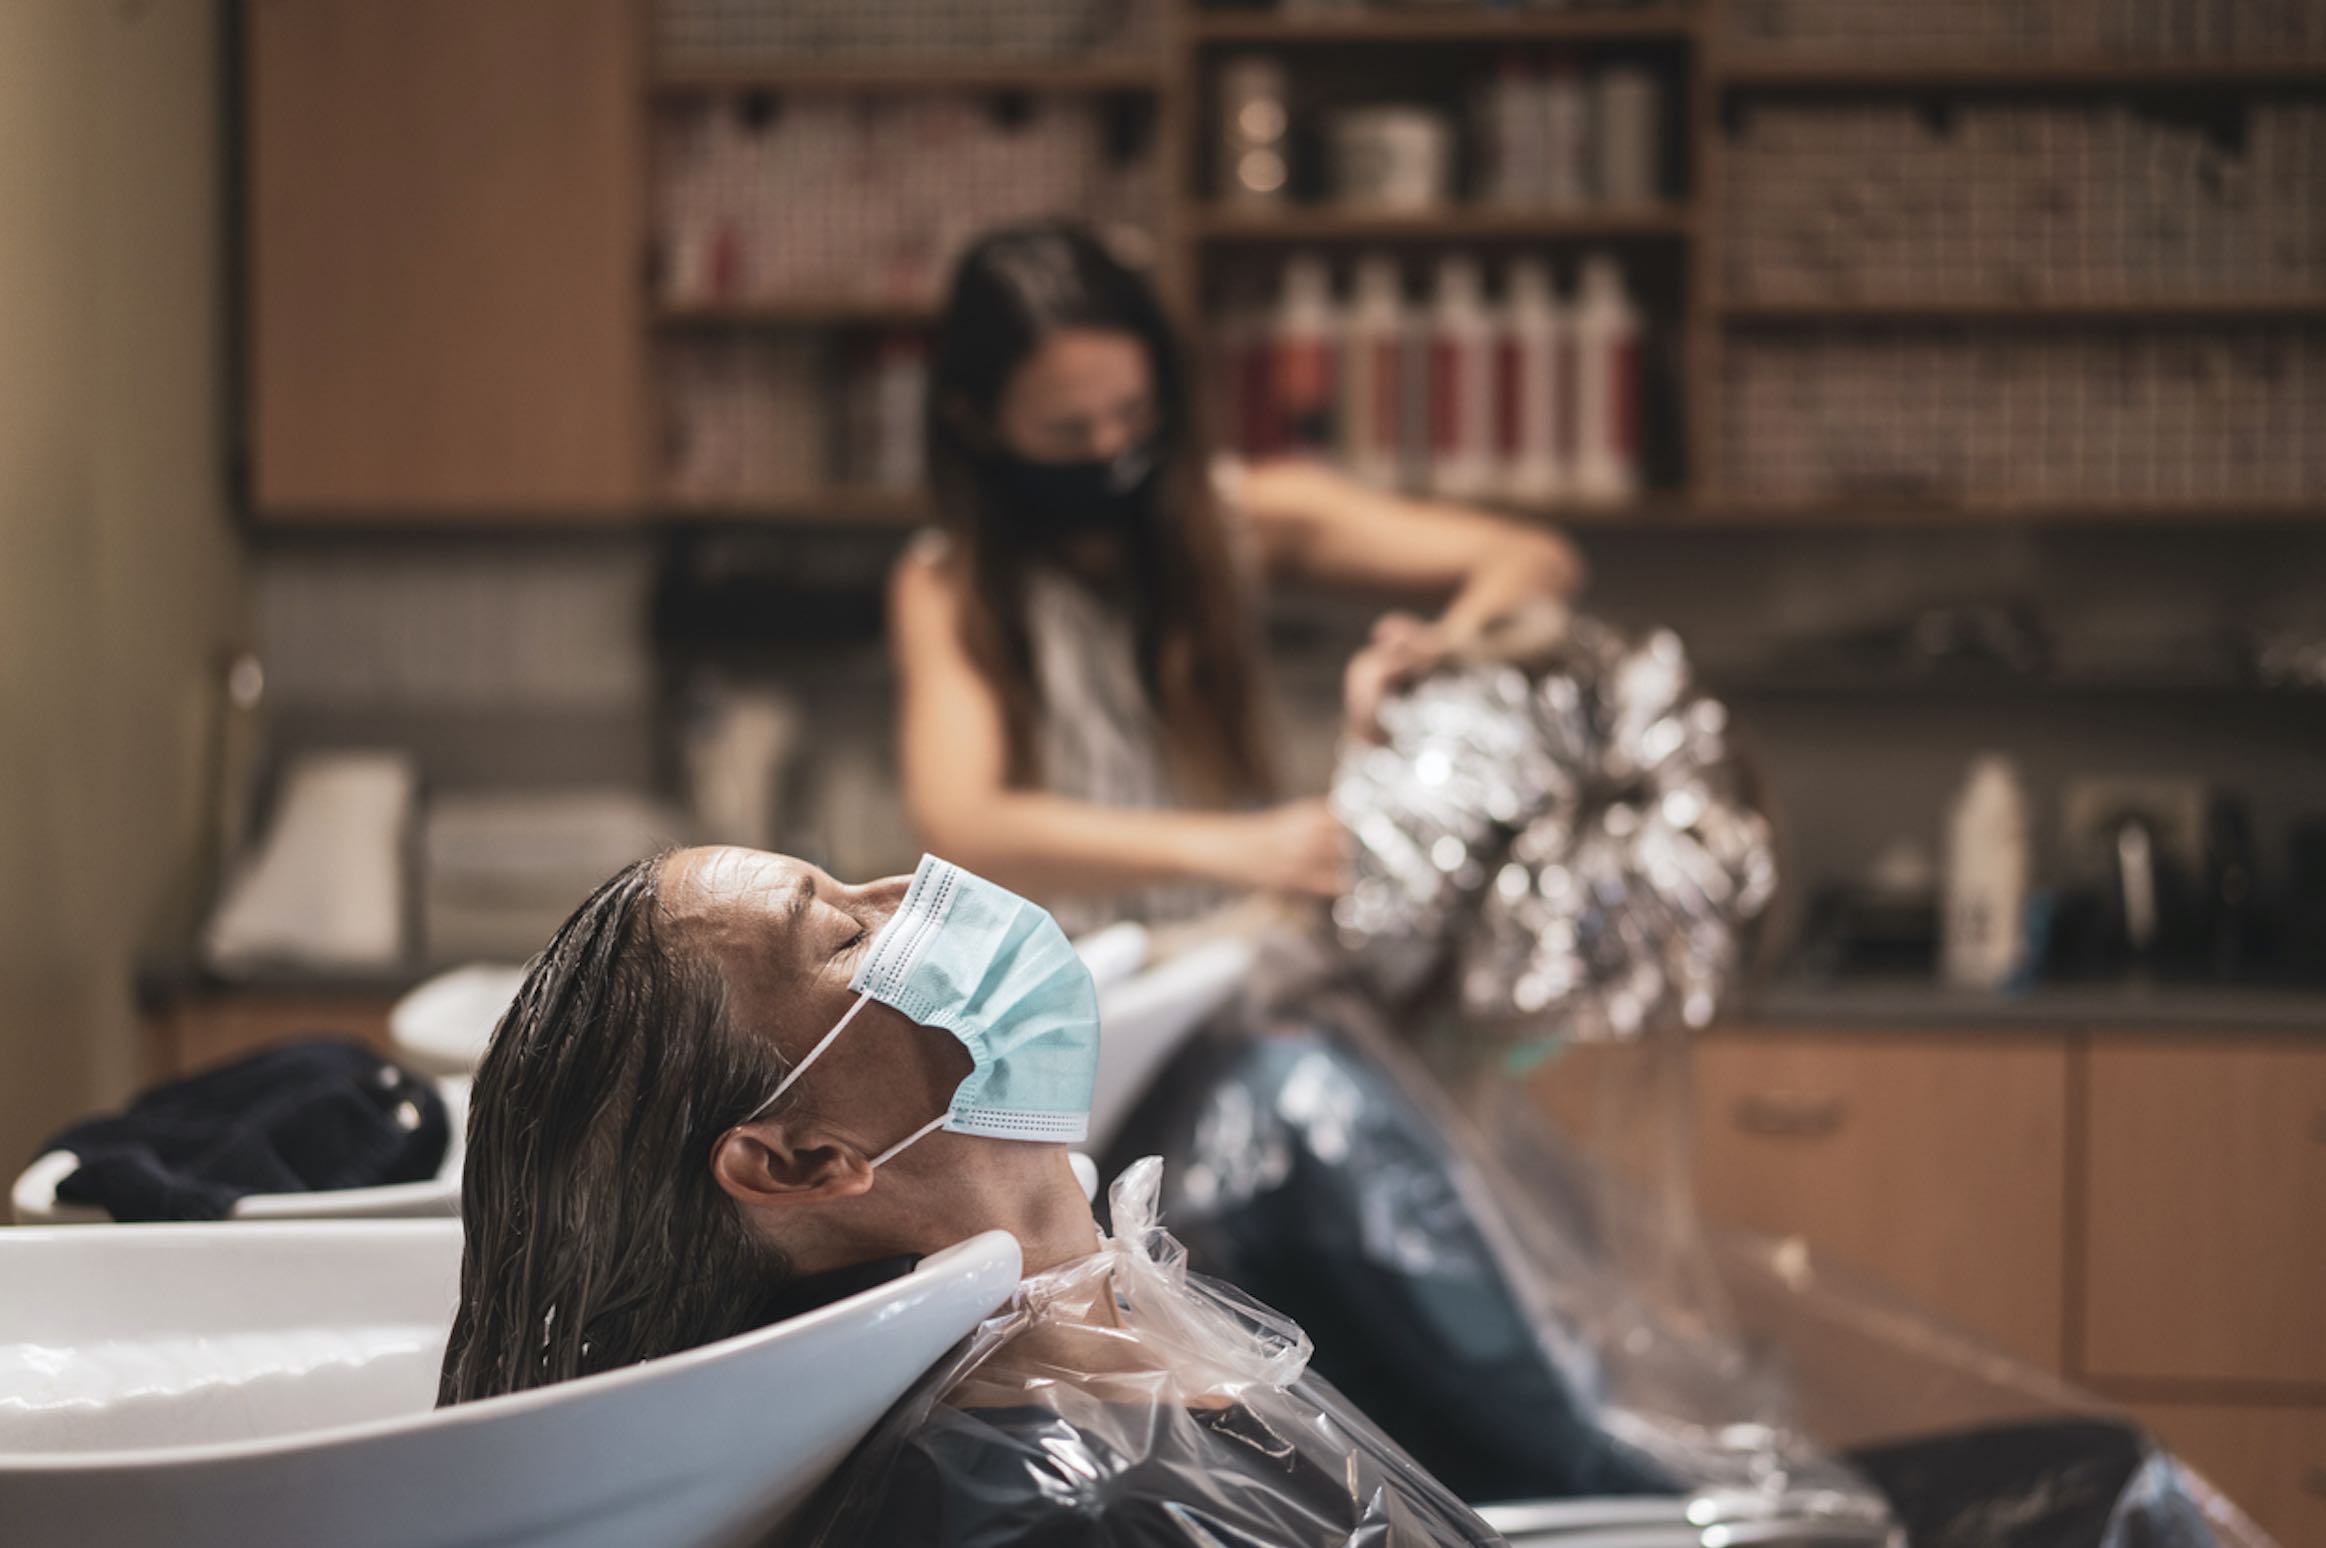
[
  {"left": 247, "top": 0, "right": 643, "bottom": 515},
  {"left": 2085, "top": 1040, "right": 2326, "bottom": 1385},
  {"left": 1692, "top": 1031, "right": 2070, "bottom": 1369}
]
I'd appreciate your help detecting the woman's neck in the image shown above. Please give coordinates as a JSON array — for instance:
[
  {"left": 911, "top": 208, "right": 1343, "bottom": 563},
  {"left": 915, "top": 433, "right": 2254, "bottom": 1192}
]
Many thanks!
[
  {"left": 778, "top": 1148, "right": 1100, "bottom": 1285},
  {"left": 1050, "top": 533, "right": 1127, "bottom": 587},
  {"left": 988, "top": 1149, "right": 1105, "bottom": 1276}
]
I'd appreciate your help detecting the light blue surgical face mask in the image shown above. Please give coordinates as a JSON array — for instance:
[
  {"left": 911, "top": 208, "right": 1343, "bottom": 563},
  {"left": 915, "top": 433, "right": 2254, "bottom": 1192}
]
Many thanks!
[{"left": 743, "top": 855, "right": 1100, "bottom": 1166}]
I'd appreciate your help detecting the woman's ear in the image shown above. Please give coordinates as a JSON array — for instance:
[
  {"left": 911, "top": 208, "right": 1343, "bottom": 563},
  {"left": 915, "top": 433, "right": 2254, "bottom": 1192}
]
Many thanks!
[{"left": 712, "top": 1120, "right": 875, "bottom": 1209}]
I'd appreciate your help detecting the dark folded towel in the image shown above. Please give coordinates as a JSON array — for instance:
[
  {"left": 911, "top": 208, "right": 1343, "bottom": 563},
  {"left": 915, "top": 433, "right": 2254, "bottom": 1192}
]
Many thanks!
[{"left": 38, "top": 1038, "right": 450, "bottom": 1222}]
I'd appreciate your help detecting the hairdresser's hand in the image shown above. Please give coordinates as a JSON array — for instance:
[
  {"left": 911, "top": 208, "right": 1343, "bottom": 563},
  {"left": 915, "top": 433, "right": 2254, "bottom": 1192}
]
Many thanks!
[
  {"left": 1343, "top": 611, "right": 1452, "bottom": 742},
  {"left": 1218, "top": 798, "right": 1350, "bottom": 900}
]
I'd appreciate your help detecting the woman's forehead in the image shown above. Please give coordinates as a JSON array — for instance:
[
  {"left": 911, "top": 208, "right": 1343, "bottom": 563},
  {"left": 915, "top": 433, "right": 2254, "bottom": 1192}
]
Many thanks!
[
  {"left": 1012, "top": 329, "right": 1149, "bottom": 407},
  {"left": 661, "top": 847, "right": 812, "bottom": 919}
]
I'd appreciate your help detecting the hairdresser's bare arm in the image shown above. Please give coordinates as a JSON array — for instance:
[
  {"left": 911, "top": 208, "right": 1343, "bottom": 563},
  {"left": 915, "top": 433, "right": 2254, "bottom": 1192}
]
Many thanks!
[
  {"left": 889, "top": 550, "right": 1337, "bottom": 899},
  {"left": 1238, "top": 460, "right": 1583, "bottom": 640},
  {"left": 1239, "top": 460, "right": 1583, "bottom": 735}
]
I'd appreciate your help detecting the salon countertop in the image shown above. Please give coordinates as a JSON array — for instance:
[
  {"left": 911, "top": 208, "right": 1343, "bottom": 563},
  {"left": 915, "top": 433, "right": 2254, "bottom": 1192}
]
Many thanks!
[
  {"left": 1725, "top": 977, "right": 2326, "bottom": 1036},
  {"left": 134, "top": 956, "right": 440, "bottom": 1010}
]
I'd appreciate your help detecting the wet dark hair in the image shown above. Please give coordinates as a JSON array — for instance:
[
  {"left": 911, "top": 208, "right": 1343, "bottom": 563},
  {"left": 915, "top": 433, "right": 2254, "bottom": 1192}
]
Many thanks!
[
  {"left": 926, "top": 221, "right": 1274, "bottom": 803},
  {"left": 437, "top": 856, "right": 794, "bottom": 1406}
]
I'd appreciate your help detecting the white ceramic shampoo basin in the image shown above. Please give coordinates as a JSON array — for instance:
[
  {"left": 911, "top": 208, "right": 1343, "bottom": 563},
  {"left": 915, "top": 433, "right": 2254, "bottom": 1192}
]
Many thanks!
[
  {"left": 11, "top": 1077, "right": 473, "bottom": 1225},
  {"left": 1087, "top": 933, "right": 1256, "bottom": 1154},
  {"left": 0, "top": 1219, "right": 1020, "bottom": 1547}
]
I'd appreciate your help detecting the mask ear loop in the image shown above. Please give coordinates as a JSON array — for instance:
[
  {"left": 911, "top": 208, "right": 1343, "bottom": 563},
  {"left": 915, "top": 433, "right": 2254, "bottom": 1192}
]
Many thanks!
[
  {"left": 870, "top": 1112, "right": 950, "bottom": 1168},
  {"left": 740, "top": 989, "right": 873, "bottom": 1126}
]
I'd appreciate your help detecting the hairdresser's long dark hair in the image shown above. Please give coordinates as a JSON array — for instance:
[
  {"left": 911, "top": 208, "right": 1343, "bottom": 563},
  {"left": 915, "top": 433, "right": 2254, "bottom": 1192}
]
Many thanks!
[
  {"left": 927, "top": 222, "right": 1274, "bottom": 804},
  {"left": 437, "top": 857, "right": 794, "bottom": 1406}
]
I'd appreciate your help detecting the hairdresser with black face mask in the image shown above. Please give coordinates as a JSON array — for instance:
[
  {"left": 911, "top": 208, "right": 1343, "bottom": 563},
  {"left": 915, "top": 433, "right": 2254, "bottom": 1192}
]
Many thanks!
[{"left": 894, "top": 223, "right": 1584, "bottom": 935}]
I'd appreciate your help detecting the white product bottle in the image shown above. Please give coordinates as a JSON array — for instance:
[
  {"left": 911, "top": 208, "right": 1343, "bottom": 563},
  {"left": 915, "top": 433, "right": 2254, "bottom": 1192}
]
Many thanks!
[
  {"left": 1571, "top": 254, "right": 1641, "bottom": 505},
  {"left": 1539, "top": 49, "right": 1590, "bottom": 210},
  {"left": 871, "top": 332, "right": 926, "bottom": 491},
  {"left": 1483, "top": 51, "right": 1541, "bottom": 207},
  {"left": 1499, "top": 258, "right": 1568, "bottom": 503},
  {"left": 1427, "top": 254, "right": 1495, "bottom": 499},
  {"left": 1943, "top": 754, "right": 2032, "bottom": 991},
  {"left": 1273, "top": 253, "right": 1340, "bottom": 455},
  {"left": 1341, "top": 254, "right": 1408, "bottom": 488},
  {"left": 1595, "top": 65, "right": 1661, "bottom": 208}
]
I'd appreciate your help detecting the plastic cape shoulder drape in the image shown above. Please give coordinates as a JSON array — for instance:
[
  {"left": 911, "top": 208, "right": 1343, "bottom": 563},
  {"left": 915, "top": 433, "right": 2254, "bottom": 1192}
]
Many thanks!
[{"left": 783, "top": 1156, "right": 1502, "bottom": 1548}]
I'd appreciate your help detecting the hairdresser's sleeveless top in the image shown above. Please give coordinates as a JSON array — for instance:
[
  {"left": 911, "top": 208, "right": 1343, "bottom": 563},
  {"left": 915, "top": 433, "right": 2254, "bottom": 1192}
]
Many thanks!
[{"left": 912, "top": 465, "right": 1261, "bottom": 937}]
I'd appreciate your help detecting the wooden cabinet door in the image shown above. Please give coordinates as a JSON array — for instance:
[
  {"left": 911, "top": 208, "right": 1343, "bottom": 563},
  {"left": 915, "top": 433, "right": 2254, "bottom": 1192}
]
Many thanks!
[
  {"left": 2085, "top": 1040, "right": 2326, "bottom": 1385},
  {"left": 247, "top": 0, "right": 643, "bottom": 515},
  {"left": 2131, "top": 1402, "right": 2326, "bottom": 1548},
  {"left": 1693, "top": 1032, "right": 2069, "bottom": 1369}
]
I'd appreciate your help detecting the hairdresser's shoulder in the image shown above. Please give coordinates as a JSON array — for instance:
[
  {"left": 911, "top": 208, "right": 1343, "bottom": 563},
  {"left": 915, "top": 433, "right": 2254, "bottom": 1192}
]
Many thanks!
[
  {"left": 889, "top": 529, "right": 968, "bottom": 633},
  {"left": 898, "top": 525, "right": 956, "bottom": 571},
  {"left": 1232, "top": 459, "right": 1368, "bottom": 532},
  {"left": 892, "top": 528, "right": 965, "bottom": 591}
]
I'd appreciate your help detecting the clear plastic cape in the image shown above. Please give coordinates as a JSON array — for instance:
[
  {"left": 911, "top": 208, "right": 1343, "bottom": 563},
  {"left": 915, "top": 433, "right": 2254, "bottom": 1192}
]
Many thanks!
[
  {"left": 783, "top": 1156, "right": 1502, "bottom": 1547},
  {"left": 1103, "top": 948, "right": 2275, "bottom": 1548},
  {"left": 1097, "top": 915, "right": 2279, "bottom": 1543}
]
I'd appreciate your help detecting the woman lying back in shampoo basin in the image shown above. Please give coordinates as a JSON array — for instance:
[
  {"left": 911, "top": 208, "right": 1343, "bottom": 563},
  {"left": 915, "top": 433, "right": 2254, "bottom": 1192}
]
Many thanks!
[{"left": 439, "top": 846, "right": 1498, "bottom": 1548}]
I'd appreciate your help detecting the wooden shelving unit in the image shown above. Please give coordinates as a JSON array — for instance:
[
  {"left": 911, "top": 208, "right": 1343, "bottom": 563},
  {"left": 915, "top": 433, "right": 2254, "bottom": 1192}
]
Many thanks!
[
  {"left": 1706, "top": 24, "right": 2325, "bottom": 521},
  {"left": 641, "top": 0, "right": 2322, "bottom": 529},
  {"left": 238, "top": 3, "right": 2321, "bottom": 528}
]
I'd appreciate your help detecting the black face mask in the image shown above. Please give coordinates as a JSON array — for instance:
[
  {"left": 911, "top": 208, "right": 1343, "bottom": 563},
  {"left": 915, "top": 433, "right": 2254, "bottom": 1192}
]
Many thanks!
[{"left": 982, "top": 436, "right": 1163, "bottom": 543}]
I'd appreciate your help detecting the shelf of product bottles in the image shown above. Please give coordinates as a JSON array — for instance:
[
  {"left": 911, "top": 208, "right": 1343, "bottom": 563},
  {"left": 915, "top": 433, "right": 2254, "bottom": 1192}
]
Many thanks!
[
  {"left": 1716, "top": 57, "right": 2326, "bottom": 89},
  {"left": 1192, "top": 206, "right": 1694, "bottom": 241},
  {"left": 1717, "top": 297, "right": 2326, "bottom": 323},
  {"left": 1186, "top": 9, "right": 1702, "bottom": 44},
  {"left": 648, "top": 58, "right": 1166, "bottom": 95}
]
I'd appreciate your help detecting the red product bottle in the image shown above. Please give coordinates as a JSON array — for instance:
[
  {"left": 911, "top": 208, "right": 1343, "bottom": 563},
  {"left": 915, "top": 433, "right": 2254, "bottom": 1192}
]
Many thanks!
[{"left": 1271, "top": 254, "right": 1340, "bottom": 456}]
